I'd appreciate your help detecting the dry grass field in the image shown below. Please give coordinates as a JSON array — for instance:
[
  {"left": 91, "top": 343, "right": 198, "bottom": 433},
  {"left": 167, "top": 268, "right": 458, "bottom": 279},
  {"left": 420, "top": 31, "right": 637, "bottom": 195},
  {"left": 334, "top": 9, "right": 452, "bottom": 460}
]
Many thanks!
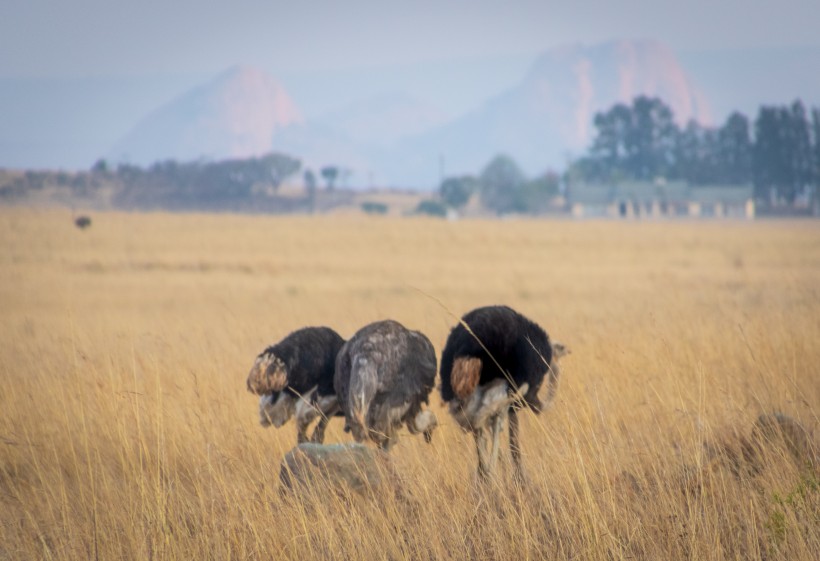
[{"left": 0, "top": 208, "right": 818, "bottom": 560}]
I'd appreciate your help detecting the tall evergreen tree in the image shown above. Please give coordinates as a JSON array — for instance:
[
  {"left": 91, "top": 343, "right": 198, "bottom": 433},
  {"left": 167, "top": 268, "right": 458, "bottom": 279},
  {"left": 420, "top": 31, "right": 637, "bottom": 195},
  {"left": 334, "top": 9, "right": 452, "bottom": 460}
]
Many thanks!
[
  {"left": 788, "top": 100, "right": 813, "bottom": 200},
  {"left": 717, "top": 112, "right": 752, "bottom": 185},
  {"left": 626, "top": 96, "right": 678, "bottom": 180},
  {"left": 590, "top": 102, "right": 632, "bottom": 178},
  {"left": 812, "top": 108, "right": 820, "bottom": 189},
  {"left": 753, "top": 106, "right": 782, "bottom": 201}
]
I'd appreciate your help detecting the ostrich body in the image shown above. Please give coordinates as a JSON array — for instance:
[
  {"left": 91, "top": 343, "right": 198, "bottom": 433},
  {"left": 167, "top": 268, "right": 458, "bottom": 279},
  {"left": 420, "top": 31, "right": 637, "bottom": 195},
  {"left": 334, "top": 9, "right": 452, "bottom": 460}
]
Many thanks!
[
  {"left": 334, "top": 320, "right": 438, "bottom": 450},
  {"left": 246, "top": 326, "right": 345, "bottom": 444},
  {"left": 439, "top": 305, "right": 567, "bottom": 480}
]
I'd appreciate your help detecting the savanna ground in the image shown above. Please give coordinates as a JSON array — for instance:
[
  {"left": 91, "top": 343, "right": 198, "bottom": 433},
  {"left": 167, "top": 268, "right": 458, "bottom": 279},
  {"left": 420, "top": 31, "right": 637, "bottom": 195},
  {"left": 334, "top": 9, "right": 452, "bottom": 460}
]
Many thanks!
[{"left": 0, "top": 208, "right": 818, "bottom": 560}]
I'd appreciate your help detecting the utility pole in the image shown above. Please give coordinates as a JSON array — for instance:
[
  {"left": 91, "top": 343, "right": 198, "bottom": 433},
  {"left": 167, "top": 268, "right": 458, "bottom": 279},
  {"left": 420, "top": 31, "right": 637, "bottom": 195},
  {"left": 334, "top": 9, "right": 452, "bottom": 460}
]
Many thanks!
[{"left": 439, "top": 153, "right": 445, "bottom": 187}]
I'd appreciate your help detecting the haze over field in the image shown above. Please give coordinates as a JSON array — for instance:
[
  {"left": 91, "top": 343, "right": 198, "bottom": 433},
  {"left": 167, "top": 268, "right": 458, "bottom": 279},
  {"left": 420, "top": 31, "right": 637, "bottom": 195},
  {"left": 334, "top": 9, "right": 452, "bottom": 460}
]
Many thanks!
[{"left": 2, "top": 1, "right": 819, "bottom": 188}]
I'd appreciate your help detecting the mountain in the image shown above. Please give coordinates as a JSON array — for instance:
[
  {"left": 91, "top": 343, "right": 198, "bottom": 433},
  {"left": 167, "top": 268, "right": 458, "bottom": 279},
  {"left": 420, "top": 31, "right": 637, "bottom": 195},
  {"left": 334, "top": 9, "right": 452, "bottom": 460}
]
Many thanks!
[
  {"left": 109, "top": 65, "right": 304, "bottom": 165},
  {"left": 387, "top": 39, "right": 712, "bottom": 187},
  {"left": 108, "top": 42, "right": 711, "bottom": 188},
  {"left": 4, "top": 42, "right": 818, "bottom": 174}
]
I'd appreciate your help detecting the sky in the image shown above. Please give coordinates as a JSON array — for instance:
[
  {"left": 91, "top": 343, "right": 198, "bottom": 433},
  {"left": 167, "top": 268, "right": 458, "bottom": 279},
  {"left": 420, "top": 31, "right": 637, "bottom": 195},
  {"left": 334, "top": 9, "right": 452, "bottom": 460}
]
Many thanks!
[
  {"left": 2, "top": 0, "right": 820, "bottom": 78},
  {"left": 1, "top": 0, "right": 819, "bottom": 171}
]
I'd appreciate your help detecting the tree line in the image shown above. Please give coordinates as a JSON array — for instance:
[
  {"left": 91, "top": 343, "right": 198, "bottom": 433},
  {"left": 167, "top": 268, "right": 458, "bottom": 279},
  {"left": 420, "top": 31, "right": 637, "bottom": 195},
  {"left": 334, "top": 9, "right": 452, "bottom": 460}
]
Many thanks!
[
  {"left": 436, "top": 157, "right": 561, "bottom": 215},
  {"left": 3, "top": 96, "right": 818, "bottom": 214},
  {"left": 568, "top": 96, "right": 820, "bottom": 204},
  {"left": 434, "top": 96, "right": 820, "bottom": 214},
  {"left": 0, "top": 153, "right": 353, "bottom": 211}
]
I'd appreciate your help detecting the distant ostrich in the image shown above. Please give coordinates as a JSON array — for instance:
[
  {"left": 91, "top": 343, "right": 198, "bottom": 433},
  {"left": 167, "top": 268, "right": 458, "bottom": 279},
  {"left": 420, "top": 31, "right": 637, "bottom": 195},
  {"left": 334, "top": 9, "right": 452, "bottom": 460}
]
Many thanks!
[
  {"left": 246, "top": 326, "right": 345, "bottom": 444},
  {"left": 74, "top": 215, "right": 91, "bottom": 229},
  {"left": 334, "top": 320, "right": 438, "bottom": 450},
  {"left": 440, "top": 305, "right": 568, "bottom": 480}
]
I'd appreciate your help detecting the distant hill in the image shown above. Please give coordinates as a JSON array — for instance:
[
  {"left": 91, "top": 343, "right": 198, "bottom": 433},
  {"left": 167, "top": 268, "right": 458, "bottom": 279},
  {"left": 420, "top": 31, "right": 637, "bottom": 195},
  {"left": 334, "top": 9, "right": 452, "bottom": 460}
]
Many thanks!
[
  {"left": 3, "top": 41, "right": 818, "bottom": 175},
  {"left": 101, "top": 41, "right": 818, "bottom": 189},
  {"left": 106, "top": 40, "right": 713, "bottom": 188},
  {"left": 109, "top": 65, "right": 303, "bottom": 165}
]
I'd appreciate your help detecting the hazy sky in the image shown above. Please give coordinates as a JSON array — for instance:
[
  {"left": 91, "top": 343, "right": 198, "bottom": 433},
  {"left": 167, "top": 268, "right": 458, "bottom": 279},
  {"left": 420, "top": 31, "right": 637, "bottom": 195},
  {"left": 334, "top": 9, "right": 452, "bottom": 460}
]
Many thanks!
[
  {"left": 2, "top": 0, "right": 819, "bottom": 171},
  {"left": 2, "top": 0, "right": 819, "bottom": 77}
]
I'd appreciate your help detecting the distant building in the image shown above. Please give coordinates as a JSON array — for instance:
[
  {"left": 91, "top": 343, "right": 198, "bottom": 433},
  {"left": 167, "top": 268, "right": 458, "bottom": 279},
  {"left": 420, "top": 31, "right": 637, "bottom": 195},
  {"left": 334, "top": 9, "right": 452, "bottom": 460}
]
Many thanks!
[{"left": 568, "top": 180, "right": 755, "bottom": 219}]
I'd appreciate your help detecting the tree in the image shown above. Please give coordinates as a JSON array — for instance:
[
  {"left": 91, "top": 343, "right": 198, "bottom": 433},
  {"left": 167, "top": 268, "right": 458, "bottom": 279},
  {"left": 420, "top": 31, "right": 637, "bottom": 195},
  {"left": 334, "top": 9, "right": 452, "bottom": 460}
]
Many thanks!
[
  {"left": 753, "top": 106, "right": 783, "bottom": 201},
  {"left": 716, "top": 112, "right": 752, "bottom": 185},
  {"left": 439, "top": 175, "right": 478, "bottom": 209},
  {"left": 304, "top": 168, "right": 317, "bottom": 211},
  {"left": 626, "top": 96, "right": 677, "bottom": 180},
  {"left": 259, "top": 153, "right": 301, "bottom": 192},
  {"left": 91, "top": 159, "right": 109, "bottom": 174},
  {"left": 754, "top": 101, "right": 812, "bottom": 203},
  {"left": 519, "top": 171, "right": 561, "bottom": 213},
  {"left": 479, "top": 154, "right": 526, "bottom": 214},
  {"left": 812, "top": 108, "right": 820, "bottom": 190},
  {"left": 361, "top": 201, "right": 388, "bottom": 215},
  {"left": 674, "top": 120, "right": 705, "bottom": 183},
  {"left": 321, "top": 166, "right": 339, "bottom": 191},
  {"left": 787, "top": 100, "right": 813, "bottom": 199},
  {"left": 415, "top": 199, "right": 447, "bottom": 217},
  {"left": 590, "top": 102, "right": 632, "bottom": 179},
  {"left": 586, "top": 96, "right": 678, "bottom": 182}
]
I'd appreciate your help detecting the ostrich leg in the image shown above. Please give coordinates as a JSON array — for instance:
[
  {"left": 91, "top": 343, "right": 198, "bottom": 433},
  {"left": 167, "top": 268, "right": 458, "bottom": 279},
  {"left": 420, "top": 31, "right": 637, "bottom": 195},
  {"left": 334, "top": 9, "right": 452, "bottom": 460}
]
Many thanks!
[
  {"left": 475, "top": 428, "right": 492, "bottom": 479},
  {"left": 378, "top": 432, "right": 398, "bottom": 452},
  {"left": 296, "top": 421, "right": 311, "bottom": 444},
  {"left": 295, "top": 390, "right": 319, "bottom": 444},
  {"left": 487, "top": 411, "right": 505, "bottom": 476},
  {"left": 309, "top": 395, "right": 339, "bottom": 443},
  {"left": 508, "top": 407, "right": 525, "bottom": 482}
]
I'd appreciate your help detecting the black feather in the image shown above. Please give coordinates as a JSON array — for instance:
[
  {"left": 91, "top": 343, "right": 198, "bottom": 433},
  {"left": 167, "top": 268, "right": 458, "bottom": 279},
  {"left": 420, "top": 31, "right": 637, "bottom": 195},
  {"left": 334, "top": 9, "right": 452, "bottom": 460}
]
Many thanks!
[
  {"left": 258, "top": 326, "right": 345, "bottom": 398},
  {"left": 439, "top": 305, "right": 552, "bottom": 412}
]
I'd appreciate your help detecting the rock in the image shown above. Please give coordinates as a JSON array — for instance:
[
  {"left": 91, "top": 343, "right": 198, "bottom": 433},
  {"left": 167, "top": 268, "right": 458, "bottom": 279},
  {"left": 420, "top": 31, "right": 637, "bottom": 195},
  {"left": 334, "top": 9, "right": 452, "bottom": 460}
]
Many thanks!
[
  {"left": 700, "top": 413, "right": 816, "bottom": 483},
  {"left": 279, "top": 442, "right": 396, "bottom": 495},
  {"left": 751, "top": 413, "right": 815, "bottom": 466}
]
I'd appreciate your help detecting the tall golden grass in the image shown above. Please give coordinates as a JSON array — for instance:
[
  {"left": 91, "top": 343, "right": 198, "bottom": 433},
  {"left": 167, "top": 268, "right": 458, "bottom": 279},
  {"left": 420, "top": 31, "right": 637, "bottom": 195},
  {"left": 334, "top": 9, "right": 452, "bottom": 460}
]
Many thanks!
[{"left": 0, "top": 208, "right": 818, "bottom": 560}]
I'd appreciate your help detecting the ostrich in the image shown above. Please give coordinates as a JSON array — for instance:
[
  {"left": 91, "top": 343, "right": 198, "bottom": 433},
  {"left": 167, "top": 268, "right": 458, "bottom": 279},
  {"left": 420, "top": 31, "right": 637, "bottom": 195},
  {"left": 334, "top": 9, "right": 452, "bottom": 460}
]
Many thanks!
[
  {"left": 74, "top": 215, "right": 91, "bottom": 229},
  {"left": 439, "top": 305, "right": 568, "bottom": 480},
  {"left": 246, "top": 326, "right": 345, "bottom": 444},
  {"left": 334, "top": 320, "right": 438, "bottom": 450}
]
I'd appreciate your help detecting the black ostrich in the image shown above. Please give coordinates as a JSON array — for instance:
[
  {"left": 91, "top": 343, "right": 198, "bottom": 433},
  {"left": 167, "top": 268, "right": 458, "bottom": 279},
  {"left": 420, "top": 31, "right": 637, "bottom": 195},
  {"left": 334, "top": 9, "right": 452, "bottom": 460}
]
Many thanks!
[
  {"left": 74, "top": 216, "right": 91, "bottom": 229},
  {"left": 334, "top": 320, "right": 438, "bottom": 450},
  {"left": 246, "top": 326, "right": 345, "bottom": 444},
  {"left": 439, "top": 305, "right": 568, "bottom": 480}
]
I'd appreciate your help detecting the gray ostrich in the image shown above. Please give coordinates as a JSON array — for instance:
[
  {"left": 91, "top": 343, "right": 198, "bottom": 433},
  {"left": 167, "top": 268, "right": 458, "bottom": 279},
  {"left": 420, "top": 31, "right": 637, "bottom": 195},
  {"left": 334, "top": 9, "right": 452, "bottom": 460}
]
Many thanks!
[
  {"left": 334, "top": 320, "right": 438, "bottom": 450},
  {"left": 439, "top": 305, "right": 568, "bottom": 480}
]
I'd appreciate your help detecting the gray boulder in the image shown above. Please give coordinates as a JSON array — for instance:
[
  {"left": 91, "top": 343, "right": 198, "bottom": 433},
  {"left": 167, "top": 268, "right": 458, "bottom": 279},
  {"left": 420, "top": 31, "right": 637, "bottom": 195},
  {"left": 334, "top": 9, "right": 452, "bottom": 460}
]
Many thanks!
[
  {"left": 279, "top": 442, "right": 396, "bottom": 495},
  {"left": 752, "top": 413, "right": 815, "bottom": 466}
]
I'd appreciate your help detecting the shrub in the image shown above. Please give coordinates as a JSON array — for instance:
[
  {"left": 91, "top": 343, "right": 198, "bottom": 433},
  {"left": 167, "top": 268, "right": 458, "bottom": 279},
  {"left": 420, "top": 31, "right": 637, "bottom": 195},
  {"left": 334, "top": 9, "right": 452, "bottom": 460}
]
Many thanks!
[
  {"left": 361, "top": 201, "right": 388, "bottom": 215},
  {"left": 415, "top": 199, "right": 447, "bottom": 217}
]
